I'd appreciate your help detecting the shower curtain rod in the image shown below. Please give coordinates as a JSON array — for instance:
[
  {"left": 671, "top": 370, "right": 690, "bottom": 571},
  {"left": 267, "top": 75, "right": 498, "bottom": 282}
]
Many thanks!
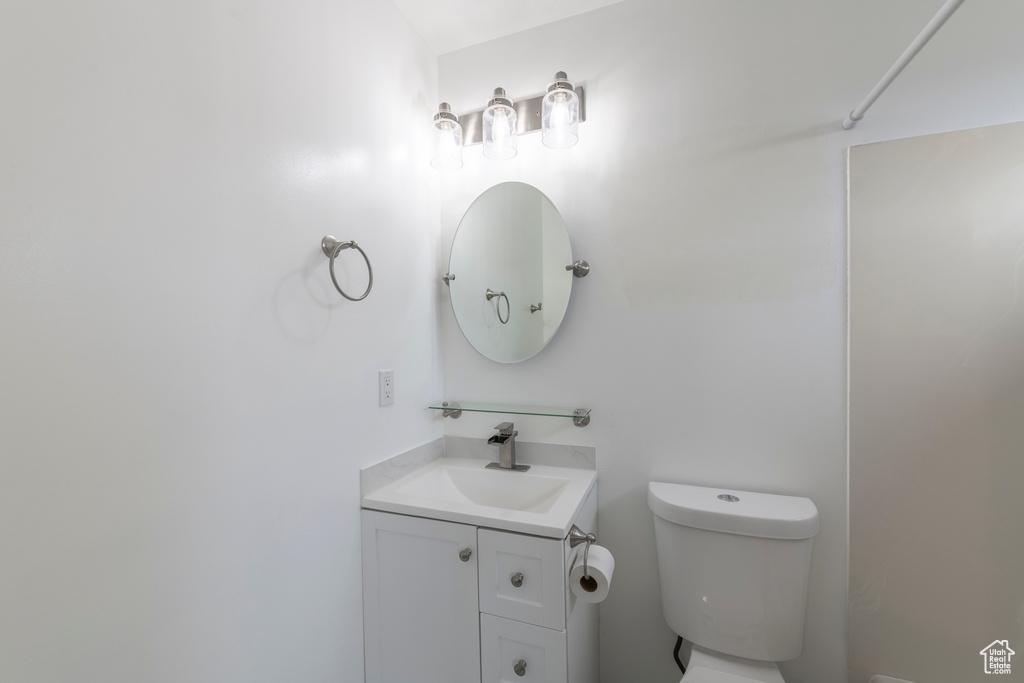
[{"left": 842, "top": 0, "right": 967, "bottom": 130}]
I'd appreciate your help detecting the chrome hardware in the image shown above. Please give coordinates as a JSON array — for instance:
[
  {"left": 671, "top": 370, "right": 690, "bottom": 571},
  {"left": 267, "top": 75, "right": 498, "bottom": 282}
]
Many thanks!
[
  {"left": 549, "top": 71, "right": 573, "bottom": 93},
  {"left": 718, "top": 494, "right": 740, "bottom": 502},
  {"left": 530, "top": 302, "right": 542, "bottom": 313},
  {"left": 433, "top": 102, "right": 458, "bottom": 124},
  {"left": 442, "top": 272, "right": 455, "bottom": 285},
  {"left": 514, "top": 659, "right": 527, "bottom": 677},
  {"left": 320, "top": 235, "right": 345, "bottom": 258},
  {"left": 495, "top": 422, "right": 515, "bottom": 436},
  {"left": 486, "top": 288, "right": 510, "bottom": 324},
  {"left": 565, "top": 259, "right": 590, "bottom": 278},
  {"left": 459, "top": 548, "right": 472, "bottom": 562},
  {"left": 510, "top": 572, "right": 524, "bottom": 588},
  {"left": 568, "top": 524, "right": 597, "bottom": 578},
  {"left": 452, "top": 84, "right": 586, "bottom": 147},
  {"left": 485, "top": 461, "right": 530, "bottom": 471},
  {"left": 431, "top": 402, "right": 590, "bottom": 426},
  {"left": 568, "top": 525, "right": 596, "bottom": 549},
  {"left": 321, "top": 235, "right": 373, "bottom": 301},
  {"left": 486, "top": 422, "right": 529, "bottom": 471},
  {"left": 488, "top": 87, "right": 513, "bottom": 110}
]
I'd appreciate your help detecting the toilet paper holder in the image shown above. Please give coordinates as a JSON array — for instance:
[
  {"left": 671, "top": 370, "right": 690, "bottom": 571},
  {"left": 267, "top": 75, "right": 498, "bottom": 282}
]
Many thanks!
[{"left": 568, "top": 524, "right": 597, "bottom": 578}]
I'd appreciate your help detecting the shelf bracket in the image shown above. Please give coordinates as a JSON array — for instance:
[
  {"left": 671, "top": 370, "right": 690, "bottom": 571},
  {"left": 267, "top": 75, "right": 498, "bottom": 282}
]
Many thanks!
[{"left": 440, "top": 401, "right": 462, "bottom": 419}]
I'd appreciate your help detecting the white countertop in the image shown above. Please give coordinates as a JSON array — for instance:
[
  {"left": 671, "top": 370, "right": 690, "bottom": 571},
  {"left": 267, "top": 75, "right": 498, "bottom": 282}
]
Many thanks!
[{"left": 360, "top": 457, "right": 597, "bottom": 538}]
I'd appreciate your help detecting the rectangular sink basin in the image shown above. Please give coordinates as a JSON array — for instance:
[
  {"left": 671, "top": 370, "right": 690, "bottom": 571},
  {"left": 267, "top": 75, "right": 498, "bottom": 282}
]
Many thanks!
[{"left": 361, "top": 458, "right": 596, "bottom": 538}]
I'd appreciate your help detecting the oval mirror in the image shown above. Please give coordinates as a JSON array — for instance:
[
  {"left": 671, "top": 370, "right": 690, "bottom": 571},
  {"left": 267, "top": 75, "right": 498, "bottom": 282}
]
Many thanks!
[{"left": 447, "top": 182, "right": 574, "bottom": 363}]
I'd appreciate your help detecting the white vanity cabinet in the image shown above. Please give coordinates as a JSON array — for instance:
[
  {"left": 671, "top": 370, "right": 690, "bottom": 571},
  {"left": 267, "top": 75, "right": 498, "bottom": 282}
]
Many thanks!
[{"left": 361, "top": 486, "right": 598, "bottom": 683}]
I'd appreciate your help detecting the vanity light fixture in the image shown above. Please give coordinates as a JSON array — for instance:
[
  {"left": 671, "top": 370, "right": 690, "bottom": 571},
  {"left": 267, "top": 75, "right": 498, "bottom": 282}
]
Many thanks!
[
  {"left": 431, "top": 71, "right": 585, "bottom": 168},
  {"left": 482, "top": 87, "right": 517, "bottom": 160},
  {"left": 541, "top": 72, "right": 579, "bottom": 149},
  {"left": 430, "top": 102, "right": 463, "bottom": 170}
]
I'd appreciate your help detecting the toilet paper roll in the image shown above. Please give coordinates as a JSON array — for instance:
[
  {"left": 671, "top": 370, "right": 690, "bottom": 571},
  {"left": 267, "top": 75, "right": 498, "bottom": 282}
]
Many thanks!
[{"left": 569, "top": 544, "right": 615, "bottom": 603}]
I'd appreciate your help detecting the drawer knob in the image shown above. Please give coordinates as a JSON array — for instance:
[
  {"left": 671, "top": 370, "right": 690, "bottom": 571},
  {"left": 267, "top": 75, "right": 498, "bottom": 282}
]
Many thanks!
[
  {"left": 514, "top": 659, "right": 527, "bottom": 677},
  {"left": 459, "top": 548, "right": 472, "bottom": 562},
  {"left": 510, "top": 572, "right": 524, "bottom": 588}
]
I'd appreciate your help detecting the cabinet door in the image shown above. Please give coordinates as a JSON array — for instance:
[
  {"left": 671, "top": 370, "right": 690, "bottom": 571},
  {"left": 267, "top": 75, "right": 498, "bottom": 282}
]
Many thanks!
[{"left": 361, "top": 510, "right": 479, "bottom": 683}]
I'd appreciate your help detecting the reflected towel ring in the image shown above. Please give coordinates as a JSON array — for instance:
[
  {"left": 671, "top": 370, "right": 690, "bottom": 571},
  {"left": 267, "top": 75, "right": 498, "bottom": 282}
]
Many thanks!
[
  {"left": 486, "top": 288, "right": 510, "bottom": 325},
  {"left": 321, "top": 235, "right": 373, "bottom": 302}
]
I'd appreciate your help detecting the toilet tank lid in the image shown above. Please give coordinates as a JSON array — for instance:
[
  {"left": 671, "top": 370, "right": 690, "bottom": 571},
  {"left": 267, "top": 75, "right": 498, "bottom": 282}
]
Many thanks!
[{"left": 648, "top": 482, "right": 819, "bottom": 540}]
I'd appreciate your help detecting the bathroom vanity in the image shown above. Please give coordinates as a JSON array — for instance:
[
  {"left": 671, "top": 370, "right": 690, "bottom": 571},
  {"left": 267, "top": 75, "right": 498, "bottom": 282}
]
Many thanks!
[{"left": 360, "top": 456, "right": 598, "bottom": 683}]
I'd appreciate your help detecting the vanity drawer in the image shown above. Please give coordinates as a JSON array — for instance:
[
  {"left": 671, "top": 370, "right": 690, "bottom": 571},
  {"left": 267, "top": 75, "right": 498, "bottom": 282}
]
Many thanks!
[
  {"left": 478, "top": 528, "right": 565, "bottom": 630},
  {"left": 480, "top": 613, "right": 567, "bottom": 683}
]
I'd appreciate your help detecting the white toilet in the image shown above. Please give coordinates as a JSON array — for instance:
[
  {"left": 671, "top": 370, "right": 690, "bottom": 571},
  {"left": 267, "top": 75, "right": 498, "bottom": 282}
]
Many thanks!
[{"left": 648, "top": 482, "right": 819, "bottom": 683}]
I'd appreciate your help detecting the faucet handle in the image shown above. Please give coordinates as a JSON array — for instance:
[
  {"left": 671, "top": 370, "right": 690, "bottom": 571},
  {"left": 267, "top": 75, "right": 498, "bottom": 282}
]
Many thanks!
[{"left": 494, "top": 422, "right": 515, "bottom": 435}]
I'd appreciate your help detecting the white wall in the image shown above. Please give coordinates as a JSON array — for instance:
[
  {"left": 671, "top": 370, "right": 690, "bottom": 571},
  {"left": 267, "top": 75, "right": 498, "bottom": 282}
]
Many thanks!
[
  {"left": 5, "top": 0, "right": 1024, "bottom": 680},
  {"left": 849, "top": 122, "right": 1024, "bottom": 683},
  {"left": 0, "top": 1, "right": 440, "bottom": 681},
  {"left": 436, "top": 1, "right": 1024, "bottom": 682}
]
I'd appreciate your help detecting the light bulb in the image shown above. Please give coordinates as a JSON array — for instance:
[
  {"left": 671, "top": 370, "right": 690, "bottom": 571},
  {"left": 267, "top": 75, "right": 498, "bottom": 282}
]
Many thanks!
[
  {"left": 431, "top": 102, "right": 462, "bottom": 170},
  {"left": 491, "top": 108, "right": 510, "bottom": 153},
  {"left": 482, "top": 88, "right": 517, "bottom": 160},
  {"left": 542, "top": 72, "right": 579, "bottom": 149}
]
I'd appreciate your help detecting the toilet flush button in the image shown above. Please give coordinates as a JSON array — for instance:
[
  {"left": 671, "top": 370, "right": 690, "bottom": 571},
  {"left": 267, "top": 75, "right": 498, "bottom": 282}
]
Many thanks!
[{"left": 717, "top": 494, "right": 740, "bottom": 502}]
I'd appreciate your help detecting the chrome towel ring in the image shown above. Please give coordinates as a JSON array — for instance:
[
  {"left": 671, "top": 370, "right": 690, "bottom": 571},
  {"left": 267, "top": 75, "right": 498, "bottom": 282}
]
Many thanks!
[
  {"left": 321, "top": 235, "right": 373, "bottom": 302},
  {"left": 486, "top": 288, "right": 510, "bottom": 324}
]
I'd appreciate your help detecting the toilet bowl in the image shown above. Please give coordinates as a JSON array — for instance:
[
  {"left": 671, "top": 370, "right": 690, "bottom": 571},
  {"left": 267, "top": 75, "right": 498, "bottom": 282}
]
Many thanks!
[
  {"left": 648, "top": 482, "right": 819, "bottom": 683},
  {"left": 677, "top": 641, "right": 784, "bottom": 683}
]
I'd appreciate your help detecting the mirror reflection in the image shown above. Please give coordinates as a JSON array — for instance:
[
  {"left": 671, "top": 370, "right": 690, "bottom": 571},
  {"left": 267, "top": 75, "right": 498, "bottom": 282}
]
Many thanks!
[{"left": 448, "top": 182, "right": 574, "bottom": 364}]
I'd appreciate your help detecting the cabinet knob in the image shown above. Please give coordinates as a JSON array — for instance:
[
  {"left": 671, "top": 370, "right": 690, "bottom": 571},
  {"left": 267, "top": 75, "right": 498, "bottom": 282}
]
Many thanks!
[
  {"left": 510, "top": 572, "right": 524, "bottom": 588},
  {"left": 459, "top": 548, "right": 472, "bottom": 562},
  {"left": 514, "top": 659, "right": 527, "bottom": 677}
]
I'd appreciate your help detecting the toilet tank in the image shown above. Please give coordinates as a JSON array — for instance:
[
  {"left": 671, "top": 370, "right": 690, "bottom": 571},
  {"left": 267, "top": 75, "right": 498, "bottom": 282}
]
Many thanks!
[{"left": 648, "top": 482, "right": 819, "bottom": 662}]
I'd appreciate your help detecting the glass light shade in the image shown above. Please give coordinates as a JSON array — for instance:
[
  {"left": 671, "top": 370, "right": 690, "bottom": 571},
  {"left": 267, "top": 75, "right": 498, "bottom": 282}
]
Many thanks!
[
  {"left": 482, "top": 88, "right": 517, "bottom": 160},
  {"left": 431, "top": 103, "right": 463, "bottom": 170},
  {"left": 542, "top": 73, "right": 579, "bottom": 149}
]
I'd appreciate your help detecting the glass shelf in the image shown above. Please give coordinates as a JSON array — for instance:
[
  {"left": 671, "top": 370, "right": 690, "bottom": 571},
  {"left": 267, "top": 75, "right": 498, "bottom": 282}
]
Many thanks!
[{"left": 428, "top": 401, "right": 591, "bottom": 427}]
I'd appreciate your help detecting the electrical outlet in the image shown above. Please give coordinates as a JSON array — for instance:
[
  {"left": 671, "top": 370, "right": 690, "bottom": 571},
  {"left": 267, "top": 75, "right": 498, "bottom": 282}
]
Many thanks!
[{"left": 379, "top": 369, "right": 394, "bottom": 407}]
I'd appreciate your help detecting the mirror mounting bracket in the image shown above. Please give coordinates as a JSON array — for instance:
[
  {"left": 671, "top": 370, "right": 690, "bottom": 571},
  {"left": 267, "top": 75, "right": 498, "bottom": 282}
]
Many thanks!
[{"left": 566, "top": 260, "right": 590, "bottom": 278}]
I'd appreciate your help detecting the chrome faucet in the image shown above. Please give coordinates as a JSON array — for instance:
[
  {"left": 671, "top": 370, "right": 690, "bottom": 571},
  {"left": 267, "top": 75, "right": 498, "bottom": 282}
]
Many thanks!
[{"left": 486, "top": 422, "right": 529, "bottom": 471}]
